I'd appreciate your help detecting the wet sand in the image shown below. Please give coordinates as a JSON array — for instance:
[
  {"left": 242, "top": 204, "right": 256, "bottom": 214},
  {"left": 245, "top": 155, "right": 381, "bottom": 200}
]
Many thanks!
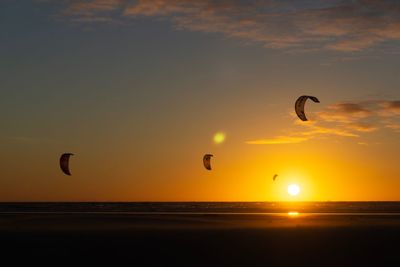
[{"left": 2, "top": 212, "right": 400, "bottom": 266}]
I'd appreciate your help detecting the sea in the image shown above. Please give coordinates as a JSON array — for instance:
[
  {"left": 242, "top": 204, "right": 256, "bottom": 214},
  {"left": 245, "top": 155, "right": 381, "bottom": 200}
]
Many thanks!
[
  {"left": 1, "top": 201, "right": 400, "bottom": 214},
  {"left": 2, "top": 202, "right": 400, "bottom": 266}
]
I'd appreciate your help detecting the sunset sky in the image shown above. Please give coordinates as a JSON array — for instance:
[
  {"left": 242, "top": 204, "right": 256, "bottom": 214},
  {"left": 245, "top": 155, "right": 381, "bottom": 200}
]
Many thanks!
[{"left": 2, "top": 0, "right": 400, "bottom": 201}]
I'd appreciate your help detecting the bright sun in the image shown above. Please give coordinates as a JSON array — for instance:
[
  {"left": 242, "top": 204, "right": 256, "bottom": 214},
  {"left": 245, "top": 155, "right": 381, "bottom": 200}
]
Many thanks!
[{"left": 288, "top": 184, "right": 300, "bottom": 196}]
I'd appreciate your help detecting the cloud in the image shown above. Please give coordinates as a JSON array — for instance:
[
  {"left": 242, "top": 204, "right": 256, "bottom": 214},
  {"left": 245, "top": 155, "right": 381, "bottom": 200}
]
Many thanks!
[
  {"left": 246, "top": 122, "right": 360, "bottom": 145},
  {"left": 385, "top": 123, "right": 400, "bottom": 132},
  {"left": 246, "top": 136, "right": 309, "bottom": 145},
  {"left": 247, "top": 98, "right": 400, "bottom": 145},
  {"left": 346, "top": 122, "right": 378, "bottom": 132},
  {"left": 302, "top": 125, "right": 360, "bottom": 137},
  {"left": 380, "top": 100, "right": 400, "bottom": 116},
  {"left": 46, "top": 0, "right": 400, "bottom": 52},
  {"left": 318, "top": 103, "right": 373, "bottom": 122}
]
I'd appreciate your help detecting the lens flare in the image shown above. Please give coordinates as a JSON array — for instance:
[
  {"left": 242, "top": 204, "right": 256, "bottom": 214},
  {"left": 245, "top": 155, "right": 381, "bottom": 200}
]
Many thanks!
[{"left": 213, "top": 132, "right": 226, "bottom": 144}]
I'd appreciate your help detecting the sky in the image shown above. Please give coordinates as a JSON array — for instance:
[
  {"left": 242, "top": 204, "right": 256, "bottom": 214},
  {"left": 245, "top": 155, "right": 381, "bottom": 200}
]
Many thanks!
[{"left": 1, "top": 0, "right": 400, "bottom": 201}]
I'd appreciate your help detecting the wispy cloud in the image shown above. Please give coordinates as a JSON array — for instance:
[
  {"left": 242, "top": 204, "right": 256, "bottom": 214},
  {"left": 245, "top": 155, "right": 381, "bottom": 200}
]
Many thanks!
[
  {"left": 45, "top": 0, "right": 400, "bottom": 52},
  {"left": 318, "top": 103, "right": 373, "bottom": 122},
  {"left": 380, "top": 100, "right": 400, "bottom": 116},
  {"left": 246, "top": 136, "right": 309, "bottom": 145},
  {"left": 247, "top": 99, "right": 400, "bottom": 145}
]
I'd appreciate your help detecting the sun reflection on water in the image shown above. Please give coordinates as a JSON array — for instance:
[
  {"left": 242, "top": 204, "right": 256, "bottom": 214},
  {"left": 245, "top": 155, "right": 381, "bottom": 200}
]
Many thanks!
[{"left": 288, "top": 211, "right": 299, "bottom": 217}]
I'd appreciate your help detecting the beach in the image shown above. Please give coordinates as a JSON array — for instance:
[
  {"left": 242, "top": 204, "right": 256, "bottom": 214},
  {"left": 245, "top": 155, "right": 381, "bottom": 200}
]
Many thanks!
[{"left": 1, "top": 203, "right": 400, "bottom": 266}]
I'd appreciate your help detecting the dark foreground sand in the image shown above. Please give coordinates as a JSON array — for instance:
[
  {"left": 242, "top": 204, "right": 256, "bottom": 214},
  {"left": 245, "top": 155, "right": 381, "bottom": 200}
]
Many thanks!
[{"left": 1, "top": 213, "right": 400, "bottom": 266}]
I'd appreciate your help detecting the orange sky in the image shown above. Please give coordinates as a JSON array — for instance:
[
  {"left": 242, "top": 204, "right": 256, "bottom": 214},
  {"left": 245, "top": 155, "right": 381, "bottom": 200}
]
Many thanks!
[{"left": 1, "top": 1, "right": 400, "bottom": 201}]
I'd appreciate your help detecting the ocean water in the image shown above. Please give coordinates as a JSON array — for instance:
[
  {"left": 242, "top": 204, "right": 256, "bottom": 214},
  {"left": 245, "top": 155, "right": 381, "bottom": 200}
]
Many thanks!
[
  {"left": 1, "top": 202, "right": 400, "bottom": 214},
  {"left": 2, "top": 202, "right": 400, "bottom": 265}
]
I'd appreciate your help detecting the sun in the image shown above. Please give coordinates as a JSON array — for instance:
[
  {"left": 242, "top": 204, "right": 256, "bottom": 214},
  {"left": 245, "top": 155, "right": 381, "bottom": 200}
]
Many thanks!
[{"left": 288, "top": 184, "right": 300, "bottom": 196}]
